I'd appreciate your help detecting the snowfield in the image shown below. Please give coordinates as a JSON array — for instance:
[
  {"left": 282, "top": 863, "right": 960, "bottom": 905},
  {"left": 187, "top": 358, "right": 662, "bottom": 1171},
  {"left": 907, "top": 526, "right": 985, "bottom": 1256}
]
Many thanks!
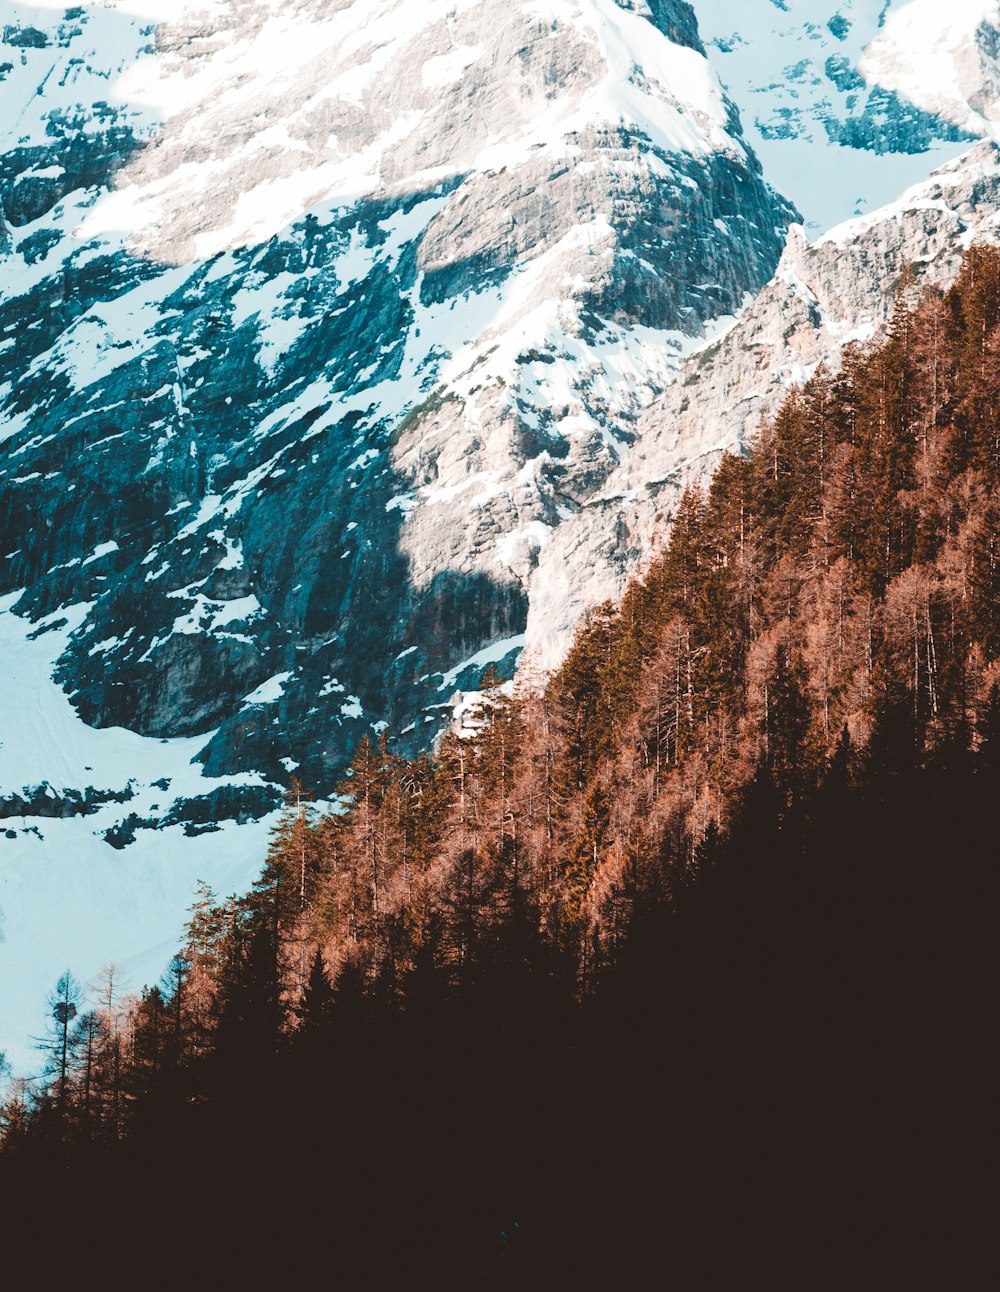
[
  {"left": 0, "top": 593, "right": 276, "bottom": 1072},
  {"left": 696, "top": 0, "right": 1000, "bottom": 231}
]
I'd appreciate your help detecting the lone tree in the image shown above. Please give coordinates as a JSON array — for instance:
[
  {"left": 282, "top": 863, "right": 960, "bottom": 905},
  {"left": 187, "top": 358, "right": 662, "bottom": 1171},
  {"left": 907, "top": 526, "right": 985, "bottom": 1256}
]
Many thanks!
[{"left": 40, "top": 970, "right": 83, "bottom": 1120}]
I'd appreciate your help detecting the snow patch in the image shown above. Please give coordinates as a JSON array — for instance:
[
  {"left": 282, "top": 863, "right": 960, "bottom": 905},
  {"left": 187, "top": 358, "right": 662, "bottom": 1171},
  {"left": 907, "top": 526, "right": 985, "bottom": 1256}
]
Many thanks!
[
  {"left": 0, "top": 592, "right": 276, "bottom": 1073},
  {"left": 241, "top": 671, "right": 291, "bottom": 706},
  {"left": 438, "top": 634, "right": 526, "bottom": 690}
]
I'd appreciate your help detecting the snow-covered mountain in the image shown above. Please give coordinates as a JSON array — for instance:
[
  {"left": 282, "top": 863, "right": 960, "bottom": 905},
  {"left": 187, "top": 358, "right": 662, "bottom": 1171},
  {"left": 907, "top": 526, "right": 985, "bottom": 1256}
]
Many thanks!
[
  {"left": 696, "top": 1, "right": 1000, "bottom": 232},
  {"left": 0, "top": 0, "right": 790, "bottom": 787},
  {"left": 3, "top": 0, "right": 1000, "bottom": 1068}
]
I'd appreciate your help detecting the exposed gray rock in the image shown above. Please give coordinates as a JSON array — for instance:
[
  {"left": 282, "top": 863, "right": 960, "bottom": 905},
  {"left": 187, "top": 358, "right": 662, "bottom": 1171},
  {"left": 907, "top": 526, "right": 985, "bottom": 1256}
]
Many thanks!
[
  {"left": 523, "top": 141, "right": 1000, "bottom": 670},
  {"left": 0, "top": 0, "right": 792, "bottom": 801}
]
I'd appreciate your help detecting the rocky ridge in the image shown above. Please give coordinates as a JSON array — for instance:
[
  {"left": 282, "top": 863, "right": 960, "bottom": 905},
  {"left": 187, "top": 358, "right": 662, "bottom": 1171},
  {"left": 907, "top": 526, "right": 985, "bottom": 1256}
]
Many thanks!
[{"left": 524, "top": 141, "right": 1000, "bottom": 668}]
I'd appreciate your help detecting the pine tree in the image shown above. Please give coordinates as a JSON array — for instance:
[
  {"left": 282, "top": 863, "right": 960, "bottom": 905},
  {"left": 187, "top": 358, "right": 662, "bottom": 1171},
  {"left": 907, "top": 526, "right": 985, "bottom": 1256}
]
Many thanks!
[
  {"left": 69, "top": 1010, "right": 106, "bottom": 1136},
  {"left": 160, "top": 951, "right": 191, "bottom": 1071},
  {"left": 763, "top": 647, "right": 811, "bottom": 800},
  {"left": 298, "top": 948, "right": 335, "bottom": 1033},
  {"left": 38, "top": 970, "right": 83, "bottom": 1123},
  {"left": 213, "top": 913, "right": 285, "bottom": 1073}
]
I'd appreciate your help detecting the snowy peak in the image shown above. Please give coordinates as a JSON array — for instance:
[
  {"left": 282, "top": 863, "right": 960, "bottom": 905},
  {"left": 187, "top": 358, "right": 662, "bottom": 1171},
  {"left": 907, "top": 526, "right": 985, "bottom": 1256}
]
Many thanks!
[
  {"left": 58, "top": 0, "right": 747, "bottom": 263},
  {"left": 861, "top": 0, "right": 1000, "bottom": 136},
  {"left": 0, "top": 0, "right": 792, "bottom": 791},
  {"left": 694, "top": 0, "right": 1000, "bottom": 232}
]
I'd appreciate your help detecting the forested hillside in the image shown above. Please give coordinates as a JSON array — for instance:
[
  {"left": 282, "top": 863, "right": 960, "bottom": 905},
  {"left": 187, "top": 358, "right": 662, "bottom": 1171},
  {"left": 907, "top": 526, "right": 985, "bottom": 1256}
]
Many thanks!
[{"left": 3, "top": 247, "right": 999, "bottom": 1285}]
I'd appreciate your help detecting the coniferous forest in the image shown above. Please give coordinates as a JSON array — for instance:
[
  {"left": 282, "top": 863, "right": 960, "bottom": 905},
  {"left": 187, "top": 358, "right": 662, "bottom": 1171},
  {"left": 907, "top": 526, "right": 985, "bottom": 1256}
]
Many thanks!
[{"left": 3, "top": 249, "right": 999, "bottom": 1285}]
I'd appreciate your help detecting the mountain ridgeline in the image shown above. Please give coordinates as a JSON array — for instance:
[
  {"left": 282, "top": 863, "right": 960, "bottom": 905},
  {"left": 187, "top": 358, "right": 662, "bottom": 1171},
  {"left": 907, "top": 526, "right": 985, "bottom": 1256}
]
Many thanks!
[{"left": 3, "top": 246, "right": 999, "bottom": 1282}]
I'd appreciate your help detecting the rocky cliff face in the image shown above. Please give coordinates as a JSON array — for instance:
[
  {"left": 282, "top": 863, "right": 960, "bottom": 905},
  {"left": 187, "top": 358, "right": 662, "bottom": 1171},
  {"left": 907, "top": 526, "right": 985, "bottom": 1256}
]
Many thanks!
[
  {"left": 0, "top": 0, "right": 794, "bottom": 803},
  {"left": 524, "top": 141, "right": 1000, "bottom": 669}
]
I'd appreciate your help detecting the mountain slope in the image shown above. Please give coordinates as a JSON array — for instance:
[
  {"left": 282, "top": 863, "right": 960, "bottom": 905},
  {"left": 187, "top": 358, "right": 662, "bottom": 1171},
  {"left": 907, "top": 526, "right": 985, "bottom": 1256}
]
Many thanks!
[
  {"left": 0, "top": 0, "right": 791, "bottom": 793},
  {"left": 6, "top": 242, "right": 998, "bottom": 1286},
  {"left": 525, "top": 141, "right": 1000, "bottom": 668},
  {"left": 4, "top": 0, "right": 1000, "bottom": 1070}
]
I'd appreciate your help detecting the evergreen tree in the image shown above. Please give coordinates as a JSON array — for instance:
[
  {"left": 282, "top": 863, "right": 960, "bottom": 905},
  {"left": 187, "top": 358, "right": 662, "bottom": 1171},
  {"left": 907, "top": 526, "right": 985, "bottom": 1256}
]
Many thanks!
[
  {"left": 38, "top": 970, "right": 83, "bottom": 1124},
  {"left": 297, "top": 948, "right": 335, "bottom": 1033}
]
